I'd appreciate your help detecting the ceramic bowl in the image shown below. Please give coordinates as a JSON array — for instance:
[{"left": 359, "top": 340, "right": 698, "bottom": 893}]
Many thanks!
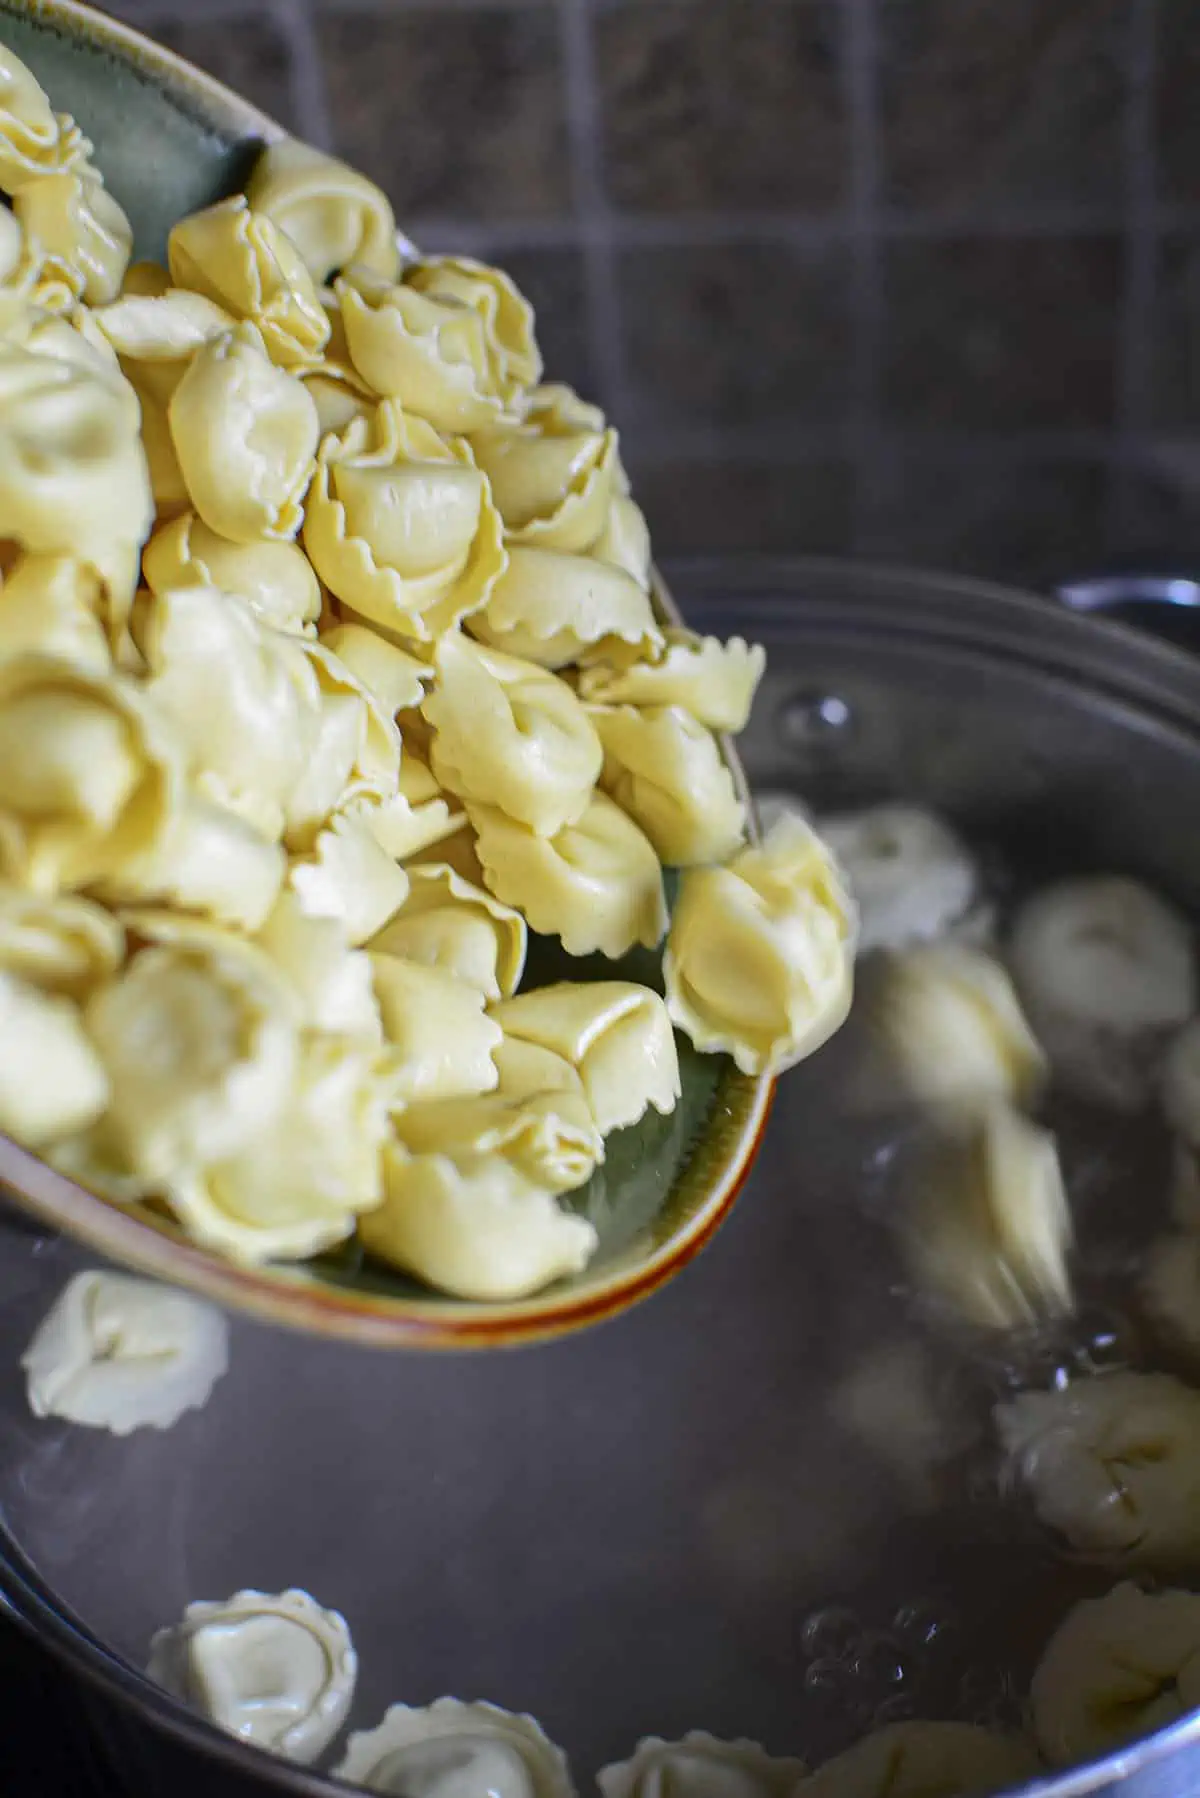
[{"left": 0, "top": 0, "right": 774, "bottom": 1349}]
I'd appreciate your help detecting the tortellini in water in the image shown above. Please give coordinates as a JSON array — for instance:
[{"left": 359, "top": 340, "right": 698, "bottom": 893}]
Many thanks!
[
  {"left": 245, "top": 138, "right": 401, "bottom": 285},
  {"left": 1163, "top": 1018, "right": 1200, "bottom": 1148},
  {"left": 423, "top": 634, "right": 602, "bottom": 837},
  {"left": 905, "top": 1102, "right": 1072, "bottom": 1332},
  {"left": 793, "top": 1722, "right": 1036, "bottom": 1798},
  {"left": 818, "top": 806, "right": 978, "bottom": 957},
  {"left": 304, "top": 401, "right": 506, "bottom": 643},
  {"left": 996, "top": 1371, "right": 1200, "bottom": 1570},
  {"left": 872, "top": 943, "right": 1045, "bottom": 1113},
  {"left": 1031, "top": 1582, "right": 1200, "bottom": 1765},
  {"left": 1009, "top": 876, "right": 1195, "bottom": 1112},
  {"left": 665, "top": 814, "right": 857, "bottom": 1078},
  {"left": 336, "top": 1699, "right": 573, "bottom": 1798},
  {"left": 491, "top": 981, "right": 680, "bottom": 1135},
  {"left": 22, "top": 1270, "right": 228, "bottom": 1434},
  {"left": 599, "top": 1733, "right": 805, "bottom": 1798},
  {"left": 148, "top": 1587, "right": 356, "bottom": 1763},
  {"left": 590, "top": 702, "right": 746, "bottom": 867},
  {"left": 470, "top": 545, "right": 660, "bottom": 671}
]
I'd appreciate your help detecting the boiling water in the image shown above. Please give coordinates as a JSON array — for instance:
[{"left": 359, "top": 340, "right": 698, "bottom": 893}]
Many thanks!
[{"left": 0, "top": 822, "right": 1188, "bottom": 1782}]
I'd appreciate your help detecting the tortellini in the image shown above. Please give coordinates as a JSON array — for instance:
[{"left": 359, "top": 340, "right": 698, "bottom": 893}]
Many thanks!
[
  {"left": 665, "top": 813, "right": 857, "bottom": 1077},
  {"left": 1031, "top": 1582, "right": 1200, "bottom": 1764},
  {"left": 577, "top": 631, "right": 765, "bottom": 733},
  {"left": 304, "top": 401, "right": 505, "bottom": 643},
  {"left": 288, "top": 812, "right": 410, "bottom": 946},
  {"left": 22, "top": 1270, "right": 228, "bottom": 1434},
  {"left": 793, "top": 1723, "right": 1035, "bottom": 1798},
  {"left": 370, "top": 862, "right": 526, "bottom": 1000},
  {"left": 142, "top": 512, "right": 321, "bottom": 635},
  {"left": 469, "top": 791, "right": 668, "bottom": 961},
  {"left": 0, "top": 883, "right": 122, "bottom": 995},
  {"left": 1009, "top": 876, "right": 1195, "bottom": 1111},
  {"left": 371, "top": 955, "right": 502, "bottom": 1103},
  {"left": 0, "top": 968, "right": 109, "bottom": 1145},
  {"left": 168, "top": 323, "right": 319, "bottom": 542},
  {"left": 599, "top": 1734, "right": 805, "bottom": 1798},
  {"left": 167, "top": 195, "right": 329, "bottom": 370},
  {"left": 337, "top": 1700, "right": 573, "bottom": 1798},
  {"left": 148, "top": 1587, "right": 356, "bottom": 1763},
  {"left": 15, "top": 160, "right": 132, "bottom": 305},
  {"left": 0, "top": 45, "right": 83, "bottom": 192},
  {"left": 905, "top": 1102, "right": 1072, "bottom": 1331},
  {"left": 96, "top": 794, "right": 285, "bottom": 934},
  {"left": 590, "top": 702, "right": 746, "bottom": 867},
  {"left": 873, "top": 943, "right": 1045, "bottom": 1113},
  {"left": 996, "top": 1371, "right": 1200, "bottom": 1570},
  {"left": 818, "top": 806, "right": 978, "bottom": 957},
  {"left": 245, "top": 138, "right": 401, "bottom": 285},
  {"left": 423, "top": 634, "right": 602, "bottom": 837},
  {"left": 471, "top": 387, "right": 619, "bottom": 552},
  {"left": 491, "top": 981, "right": 679, "bottom": 1134},
  {"left": 470, "top": 545, "right": 660, "bottom": 671},
  {"left": 0, "top": 552, "right": 111, "bottom": 672}
]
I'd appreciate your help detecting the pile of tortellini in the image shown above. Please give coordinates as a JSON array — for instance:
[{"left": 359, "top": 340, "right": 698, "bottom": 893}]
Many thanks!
[{"left": 0, "top": 45, "right": 859, "bottom": 1300}]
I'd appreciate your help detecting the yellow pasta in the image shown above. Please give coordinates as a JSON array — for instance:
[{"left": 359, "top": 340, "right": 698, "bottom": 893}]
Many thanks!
[
  {"left": 167, "top": 195, "right": 329, "bottom": 370},
  {"left": 0, "top": 884, "right": 123, "bottom": 997},
  {"left": 469, "top": 790, "right": 668, "bottom": 960},
  {"left": 303, "top": 401, "right": 506, "bottom": 643},
  {"left": 664, "top": 813, "right": 858, "bottom": 1077},
  {"left": 15, "top": 161, "right": 132, "bottom": 305},
  {"left": 470, "top": 544, "right": 660, "bottom": 670},
  {"left": 406, "top": 257, "right": 542, "bottom": 394},
  {"left": 96, "top": 792, "right": 286, "bottom": 934},
  {"left": 318, "top": 621, "right": 432, "bottom": 717},
  {"left": 168, "top": 323, "right": 319, "bottom": 543},
  {"left": 142, "top": 512, "right": 322, "bottom": 636},
  {"left": 370, "top": 862, "right": 527, "bottom": 1001},
  {"left": 491, "top": 980, "right": 680, "bottom": 1134},
  {"left": 246, "top": 138, "right": 401, "bottom": 286},
  {"left": 370, "top": 955, "right": 502, "bottom": 1103},
  {"left": 591, "top": 703, "right": 746, "bottom": 866},
  {"left": 0, "top": 554, "right": 111, "bottom": 673},
  {"left": 422, "top": 633, "right": 602, "bottom": 837},
  {"left": 0, "top": 970, "right": 110, "bottom": 1147},
  {"left": 287, "top": 811, "right": 410, "bottom": 946},
  {"left": 256, "top": 890, "right": 382, "bottom": 1040},
  {"left": 0, "top": 47, "right": 85, "bottom": 193},
  {"left": 470, "top": 391, "right": 619, "bottom": 552},
  {"left": 578, "top": 630, "right": 766, "bottom": 734},
  {"left": 592, "top": 493, "right": 652, "bottom": 588}
]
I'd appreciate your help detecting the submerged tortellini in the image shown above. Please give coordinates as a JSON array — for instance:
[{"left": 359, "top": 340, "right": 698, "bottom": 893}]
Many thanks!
[
  {"left": 148, "top": 1587, "right": 357, "bottom": 1763},
  {"left": 599, "top": 1734, "right": 805, "bottom": 1798},
  {"left": 1031, "top": 1582, "right": 1200, "bottom": 1765},
  {"left": 820, "top": 806, "right": 979, "bottom": 957},
  {"left": 591, "top": 702, "right": 746, "bottom": 867},
  {"left": 423, "top": 634, "right": 602, "bottom": 837},
  {"left": 794, "top": 1723, "right": 1035, "bottom": 1798},
  {"left": 665, "top": 814, "right": 857, "bottom": 1078},
  {"left": 22, "top": 1269, "right": 228, "bottom": 1434},
  {"left": 337, "top": 1700, "right": 573, "bottom": 1798},
  {"left": 304, "top": 402, "right": 506, "bottom": 643},
  {"left": 997, "top": 1371, "right": 1200, "bottom": 1570},
  {"left": 873, "top": 943, "right": 1046, "bottom": 1113}
]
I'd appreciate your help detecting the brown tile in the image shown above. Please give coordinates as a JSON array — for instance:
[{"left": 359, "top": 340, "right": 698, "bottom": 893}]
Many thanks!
[
  {"left": 628, "top": 457, "right": 854, "bottom": 557},
  {"left": 148, "top": 18, "right": 299, "bottom": 132},
  {"left": 864, "top": 453, "right": 1108, "bottom": 585},
  {"left": 501, "top": 248, "right": 597, "bottom": 406},
  {"left": 1150, "top": 236, "right": 1200, "bottom": 431},
  {"left": 317, "top": 8, "right": 570, "bottom": 221},
  {"left": 880, "top": 238, "right": 1122, "bottom": 430},
  {"left": 878, "top": 0, "right": 1124, "bottom": 213},
  {"left": 1158, "top": 0, "right": 1200, "bottom": 203},
  {"left": 596, "top": 0, "right": 844, "bottom": 215},
  {"left": 619, "top": 243, "right": 852, "bottom": 430}
]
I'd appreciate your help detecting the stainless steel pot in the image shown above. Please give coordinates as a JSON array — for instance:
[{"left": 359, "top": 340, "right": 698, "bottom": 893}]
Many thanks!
[{"left": 5, "top": 557, "right": 1200, "bottom": 1798}]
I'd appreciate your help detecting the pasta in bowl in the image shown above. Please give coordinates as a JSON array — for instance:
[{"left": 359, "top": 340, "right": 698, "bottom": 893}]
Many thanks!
[{"left": 0, "top": 16, "right": 857, "bottom": 1347}]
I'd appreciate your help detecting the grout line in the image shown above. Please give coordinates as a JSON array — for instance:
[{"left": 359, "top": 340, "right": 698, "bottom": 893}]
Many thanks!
[
  {"left": 842, "top": 0, "right": 884, "bottom": 547},
  {"left": 271, "top": 0, "right": 334, "bottom": 148},
  {"left": 1110, "top": 0, "right": 1159, "bottom": 539},
  {"left": 309, "top": 0, "right": 553, "bottom": 11},
  {"left": 558, "top": 0, "right": 628, "bottom": 415},
  {"left": 624, "top": 421, "right": 1145, "bottom": 466}
]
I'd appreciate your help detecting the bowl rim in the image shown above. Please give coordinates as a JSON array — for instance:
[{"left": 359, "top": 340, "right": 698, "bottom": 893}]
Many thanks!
[{"left": 0, "top": 0, "right": 776, "bottom": 1351}]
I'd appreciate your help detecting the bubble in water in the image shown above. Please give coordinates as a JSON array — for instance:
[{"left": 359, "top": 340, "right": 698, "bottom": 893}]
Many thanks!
[
  {"left": 891, "top": 1600, "right": 957, "bottom": 1655},
  {"left": 800, "top": 1604, "right": 861, "bottom": 1663},
  {"left": 805, "top": 1657, "right": 861, "bottom": 1715},
  {"left": 849, "top": 1631, "right": 908, "bottom": 1690}
]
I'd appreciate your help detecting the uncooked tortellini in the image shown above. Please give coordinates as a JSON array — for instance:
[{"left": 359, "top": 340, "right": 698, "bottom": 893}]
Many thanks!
[
  {"left": 0, "top": 552, "right": 111, "bottom": 672},
  {"left": 591, "top": 702, "right": 746, "bottom": 867},
  {"left": 665, "top": 813, "right": 857, "bottom": 1077},
  {"left": 471, "top": 545, "right": 660, "bottom": 671},
  {"left": 148, "top": 1587, "right": 356, "bottom": 1763},
  {"left": 599, "top": 1734, "right": 804, "bottom": 1798},
  {"left": 246, "top": 138, "right": 401, "bottom": 285},
  {"left": 873, "top": 943, "right": 1045, "bottom": 1113},
  {"left": 793, "top": 1723, "right": 1035, "bottom": 1798},
  {"left": 471, "top": 386, "right": 619, "bottom": 553},
  {"left": 142, "top": 512, "right": 321, "bottom": 635},
  {"left": 370, "top": 862, "right": 526, "bottom": 1001},
  {"left": 168, "top": 324, "right": 319, "bottom": 542},
  {"left": 371, "top": 955, "right": 502, "bottom": 1104},
  {"left": 997, "top": 1371, "right": 1200, "bottom": 1570},
  {"left": 22, "top": 1270, "right": 228, "bottom": 1434},
  {"left": 15, "top": 160, "right": 132, "bottom": 305},
  {"left": 0, "top": 45, "right": 83, "bottom": 193},
  {"left": 491, "top": 981, "right": 679, "bottom": 1134},
  {"left": 0, "top": 969, "right": 109, "bottom": 1146},
  {"left": 577, "top": 631, "right": 765, "bottom": 733},
  {"left": 1031, "top": 1582, "right": 1200, "bottom": 1765},
  {"left": 423, "top": 635, "right": 602, "bottom": 837},
  {"left": 167, "top": 195, "right": 329, "bottom": 370},
  {"left": 336, "top": 1699, "right": 572, "bottom": 1798},
  {"left": 1009, "top": 876, "right": 1195, "bottom": 1112},
  {"left": 304, "top": 402, "right": 505, "bottom": 642},
  {"left": 469, "top": 791, "right": 668, "bottom": 961}
]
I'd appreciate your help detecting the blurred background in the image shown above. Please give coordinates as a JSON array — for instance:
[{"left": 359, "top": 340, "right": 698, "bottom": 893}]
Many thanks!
[{"left": 94, "top": 0, "right": 1200, "bottom": 591}]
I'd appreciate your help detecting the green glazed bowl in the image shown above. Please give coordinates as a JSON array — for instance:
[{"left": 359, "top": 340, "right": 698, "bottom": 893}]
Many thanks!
[{"left": 0, "top": 0, "right": 774, "bottom": 1349}]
